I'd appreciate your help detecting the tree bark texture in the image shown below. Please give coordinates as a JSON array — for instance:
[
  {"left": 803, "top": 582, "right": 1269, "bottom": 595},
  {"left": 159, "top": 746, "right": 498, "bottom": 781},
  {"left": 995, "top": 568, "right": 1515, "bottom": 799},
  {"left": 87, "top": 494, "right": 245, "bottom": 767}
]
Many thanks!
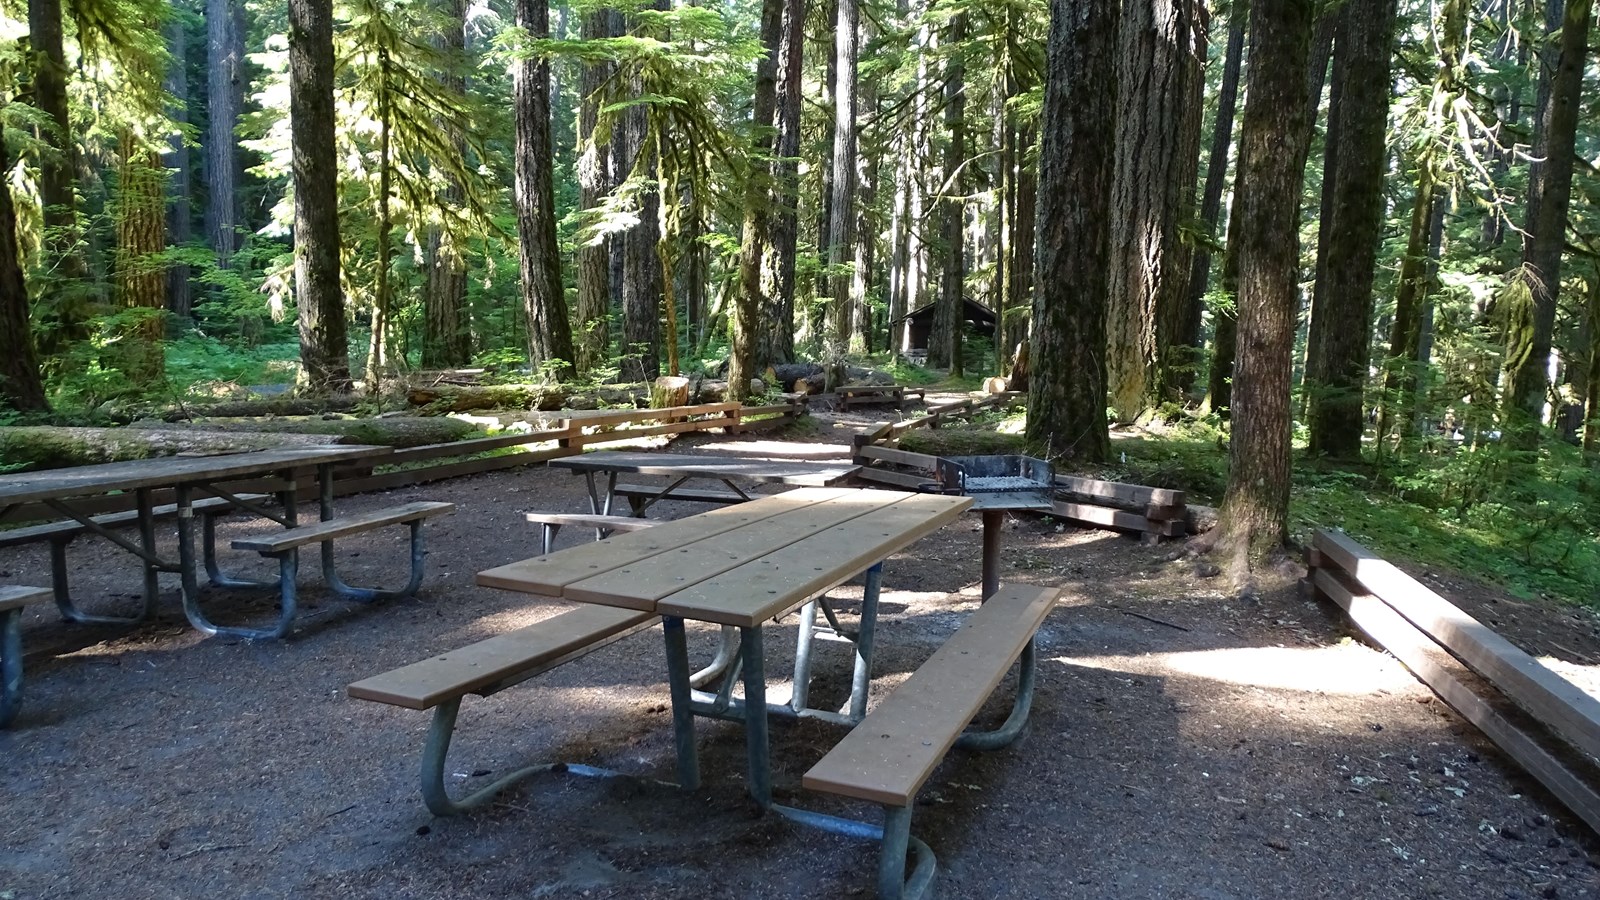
[
  {"left": 514, "top": 0, "right": 576, "bottom": 381},
  {"left": 290, "top": 0, "right": 352, "bottom": 394},
  {"left": 0, "top": 129, "right": 50, "bottom": 412},
  {"left": 163, "top": 18, "right": 194, "bottom": 322},
  {"left": 824, "top": 0, "right": 859, "bottom": 352},
  {"left": 1507, "top": 0, "right": 1592, "bottom": 436},
  {"left": 1585, "top": 268, "right": 1600, "bottom": 451},
  {"left": 1303, "top": 0, "right": 1398, "bottom": 460},
  {"left": 929, "top": 12, "right": 967, "bottom": 375},
  {"left": 730, "top": 0, "right": 784, "bottom": 399},
  {"left": 1027, "top": 0, "right": 1118, "bottom": 463},
  {"left": 206, "top": 0, "right": 241, "bottom": 271},
  {"left": 115, "top": 139, "right": 169, "bottom": 386},
  {"left": 1106, "top": 0, "right": 1206, "bottom": 420},
  {"left": 848, "top": 15, "right": 880, "bottom": 355},
  {"left": 573, "top": 8, "right": 615, "bottom": 377},
  {"left": 422, "top": 0, "right": 472, "bottom": 370},
  {"left": 760, "top": 0, "right": 805, "bottom": 365},
  {"left": 618, "top": 8, "right": 662, "bottom": 384},
  {"left": 26, "top": 0, "right": 93, "bottom": 346},
  {"left": 1181, "top": 9, "right": 1245, "bottom": 400},
  {"left": 1214, "top": 0, "right": 1317, "bottom": 565}
]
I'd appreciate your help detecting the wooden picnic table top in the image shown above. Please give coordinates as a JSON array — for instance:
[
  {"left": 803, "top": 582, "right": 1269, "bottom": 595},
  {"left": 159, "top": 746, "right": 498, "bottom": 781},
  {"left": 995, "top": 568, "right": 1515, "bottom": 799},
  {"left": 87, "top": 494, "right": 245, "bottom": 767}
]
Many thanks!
[
  {"left": 549, "top": 451, "right": 859, "bottom": 487},
  {"left": 0, "top": 445, "right": 391, "bottom": 507},
  {"left": 479, "top": 487, "right": 971, "bottom": 628}
]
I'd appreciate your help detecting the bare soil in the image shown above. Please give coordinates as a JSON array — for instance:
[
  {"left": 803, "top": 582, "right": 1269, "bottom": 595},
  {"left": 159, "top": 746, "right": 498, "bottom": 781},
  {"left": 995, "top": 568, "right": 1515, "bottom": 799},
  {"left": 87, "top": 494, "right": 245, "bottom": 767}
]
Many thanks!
[{"left": 4, "top": 408, "right": 1600, "bottom": 899}]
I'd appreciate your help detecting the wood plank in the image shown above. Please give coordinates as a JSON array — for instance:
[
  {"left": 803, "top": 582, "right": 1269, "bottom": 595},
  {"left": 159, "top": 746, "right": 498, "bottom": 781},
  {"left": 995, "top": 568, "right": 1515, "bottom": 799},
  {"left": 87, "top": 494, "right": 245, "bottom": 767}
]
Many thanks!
[
  {"left": 1050, "top": 500, "right": 1152, "bottom": 534},
  {"left": 565, "top": 490, "right": 909, "bottom": 610},
  {"left": 386, "top": 427, "right": 575, "bottom": 465},
  {"left": 233, "top": 501, "right": 455, "bottom": 553},
  {"left": 1055, "top": 475, "right": 1185, "bottom": 509},
  {"left": 613, "top": 483, "right": 748, "bottom": 504},
  {"left": 567, "top": 402, "right": 739, "bottom": 429},
  {"left": 1314, "top": 568, "right": 1600, "bottom": 836},
  {"left": 551, "top": 451, "right": 857, "bottom": 486},
  {"left": 347, "top": 606, "right": 658, "bottom": 709},
  {"left": 477, "top": 488, "right": 858, "bottom": 599},
  {"left": 572, "top": 416, "right": 738, "bottom": 442},
  {"left": 657, "top": 493, "right": 973, "bottom": 627},
  {"left": 1315, "top": 529, "right": 1600, "bottom": 765},
  {"left": 0, "top": 585, "right": 52, "bottom": 612},
  {"left": 803, "top": 583, "right": 1061, "bottom": 806},
  {"left": 856, "top": 445, "right": 937, "bottom": 470}
]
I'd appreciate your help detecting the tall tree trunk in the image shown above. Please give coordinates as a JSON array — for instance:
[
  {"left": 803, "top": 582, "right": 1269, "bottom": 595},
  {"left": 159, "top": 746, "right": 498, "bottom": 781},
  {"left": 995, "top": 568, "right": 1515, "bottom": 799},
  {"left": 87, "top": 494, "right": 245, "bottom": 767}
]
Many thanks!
[
  {"left": 1506, "top": 0, "right": 1592, "bottom": 440},
  {"left": 115, "top": 138, "right": 169, "bottom": 386},
  {"left": 760, "top": 0, "right": 805, "bottom": 365},
  {"left": 929, "top": 13, "right": 966, "bottom": 374},
  {"left": 0, "top": 129, "right": 50, "bottom": 412},
  {"left": 422, "top": 0, "right": 472, "bottom": 370},
  {"left": 848, "top": 15, "right": 879, "bottom": 355},
  {"left": 26, "top": 0, "right": 93, "bottom": 347},
  {"left": 1106, "top": 0, "right": 1206, "bottom": 420},
  {"left": 1182, "top": 9, "right": 1245, "bottom": 400},
  {"left": 1584, "top": 265, "right": 1600, "bottom": 452},
  {"left": 1303, "top": 0, "right": 1398, "bottom": 460},
  {"left": 731, "top": 0, "right": 784, "bottom": 399},
  {"left": 1213, "top": 0, "right": 1317, "bottom": 570},
  {"left": 824, "top": 0, "right": 860, "bottom": 358},
  {"left": 1003, "top": 124, "right": 1037, "bottom": 372},
  {"left": 206, "top": 0, "right": 241, "bottom": 273},
  {"left": 514, "top": 0, "right": 576, "bottom": 381},
  {"left": 574, "top": 8, "right": 615, "bottom": 377},
  {"left": 164, "top": 19, "right": 193, "bottom": 324},
  {"left": 289, "top": 0, "right": 353, "bottom": 393},
  {"left": 617, "top": 10, "right": 662, "bottom": 383},
  {"left": 367, "top": 55, "right": 396, "bottom": 392},
  {"left": 1028, "top": 0, "right": 1118, "bottom": 463}
]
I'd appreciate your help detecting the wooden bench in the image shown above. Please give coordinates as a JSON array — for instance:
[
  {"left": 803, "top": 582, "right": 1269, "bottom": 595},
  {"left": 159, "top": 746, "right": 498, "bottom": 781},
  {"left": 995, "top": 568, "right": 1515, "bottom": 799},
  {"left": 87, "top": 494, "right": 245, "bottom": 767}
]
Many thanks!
[
  {"left": 523, "top": 511, "right": 657, "bottom": 554},
  {"left": 219, "top": 501, "right": 455, "bottom": 640},
  {"left": 1, "top": 586, "right": 51, "bottom": 728},
  {"left": 349, "top": 605, "right": 659, "bottom": 815},
  {"left": 839, "top": 385, "right": 925, "bottom": 412},
  {"left": 802, "top": 583, "right": 1061, "bottom": 900},
  {"left": 612, "top": 482, "right": 750, "bottom": 515},
  {"left": 0, "top": 494, "right": 270, "bottom": 624}
]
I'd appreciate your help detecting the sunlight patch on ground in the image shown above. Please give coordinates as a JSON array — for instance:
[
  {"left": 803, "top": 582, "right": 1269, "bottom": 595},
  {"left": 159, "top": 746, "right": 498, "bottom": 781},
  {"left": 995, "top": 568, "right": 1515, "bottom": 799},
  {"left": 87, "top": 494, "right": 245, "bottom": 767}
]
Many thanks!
[{"left": 1052, "top": 643, "right": 1419, "bottom": 697}]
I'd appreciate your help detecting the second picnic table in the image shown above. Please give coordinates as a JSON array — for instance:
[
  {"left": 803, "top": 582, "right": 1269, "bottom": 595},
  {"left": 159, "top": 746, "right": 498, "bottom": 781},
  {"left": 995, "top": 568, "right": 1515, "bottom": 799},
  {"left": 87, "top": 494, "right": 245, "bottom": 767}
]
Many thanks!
[
  {"left": 549, "top": 450, "right": 861, "bottom": 516},
  {"left": 478, "top": 485, "right": 971, "bottom": 806}
]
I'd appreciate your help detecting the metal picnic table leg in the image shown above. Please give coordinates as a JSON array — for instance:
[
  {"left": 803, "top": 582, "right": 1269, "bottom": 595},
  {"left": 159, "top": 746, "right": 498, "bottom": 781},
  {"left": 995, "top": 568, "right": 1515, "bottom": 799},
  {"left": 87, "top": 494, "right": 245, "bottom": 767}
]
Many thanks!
[
  {"left": 661, "top": 615, "right": 701, "bottom": 790},
  {"left": 740, "top": 625, "right": 771, "bottom": 807},
  {"left": 0, "top": 607, "right": 24, "bottom": 727},
  {"left": 981, "top": 509, "right": 1003, "bottom": 601},
  {"left": 137, "top": 488, "right": 162, "bottom": 616},
  {"left": 846, "top": 562, "right": 884, "bottom": 722}
]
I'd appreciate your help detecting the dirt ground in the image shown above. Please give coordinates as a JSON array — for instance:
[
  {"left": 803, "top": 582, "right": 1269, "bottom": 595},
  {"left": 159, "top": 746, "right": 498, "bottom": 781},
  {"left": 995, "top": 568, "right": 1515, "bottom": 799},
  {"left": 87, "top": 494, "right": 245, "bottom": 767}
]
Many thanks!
[{"left": 4, "top": 407, "right": 1600, "bottom": 899}]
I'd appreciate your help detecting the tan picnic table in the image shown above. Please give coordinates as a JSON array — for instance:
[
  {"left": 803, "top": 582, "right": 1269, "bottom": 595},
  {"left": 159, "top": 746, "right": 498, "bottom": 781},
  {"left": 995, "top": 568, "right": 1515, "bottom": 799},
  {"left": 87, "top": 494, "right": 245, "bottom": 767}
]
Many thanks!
[
  {"left": 0, "top": 445, "right": 391, "bottom": 635},
  {"left": 478, "top": 486, "right": 971, "bottom": 806},
  {"left": 548, "top": 450, "right": 860, "bottom": 517}
]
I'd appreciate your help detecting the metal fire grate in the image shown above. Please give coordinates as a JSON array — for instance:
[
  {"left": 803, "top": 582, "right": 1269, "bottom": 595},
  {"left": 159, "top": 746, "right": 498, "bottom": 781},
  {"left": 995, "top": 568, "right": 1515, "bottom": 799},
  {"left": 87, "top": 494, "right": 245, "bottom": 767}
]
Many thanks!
[{"left": 928, "top": 454, "right": 1056, "bottom": 511}]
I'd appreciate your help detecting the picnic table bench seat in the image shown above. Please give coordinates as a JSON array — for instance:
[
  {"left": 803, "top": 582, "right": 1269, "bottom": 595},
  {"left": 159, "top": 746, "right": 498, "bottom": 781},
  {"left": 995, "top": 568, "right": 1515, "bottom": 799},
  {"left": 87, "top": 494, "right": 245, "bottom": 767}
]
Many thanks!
[
  {"left": 222, "top": 500, "right": 455, "bottom": 641},
  {"left": 523, "top": 511, "right": 657, "bottom": 553},
  {"left": 0, "top": 494, "right": 269, "bottom": 624},
  {"left": 802, "top": 582, "right": 1061, "bottom": 900},
  {"left": 0, "top": 585, "right": 51, "bottom": 728},
  {"left": 612, "top": 482, "right": 751, "bottom": 514},
  {"left": 838, "top": 385, "right": 926, "bottom": 412}
]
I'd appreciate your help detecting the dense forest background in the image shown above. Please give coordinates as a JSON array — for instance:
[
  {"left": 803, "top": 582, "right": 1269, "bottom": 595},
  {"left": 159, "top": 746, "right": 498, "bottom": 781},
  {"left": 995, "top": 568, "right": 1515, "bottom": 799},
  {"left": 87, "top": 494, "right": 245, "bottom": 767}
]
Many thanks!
[{"left": 0, "top": 0, "right": 1597, "bottom": 589}]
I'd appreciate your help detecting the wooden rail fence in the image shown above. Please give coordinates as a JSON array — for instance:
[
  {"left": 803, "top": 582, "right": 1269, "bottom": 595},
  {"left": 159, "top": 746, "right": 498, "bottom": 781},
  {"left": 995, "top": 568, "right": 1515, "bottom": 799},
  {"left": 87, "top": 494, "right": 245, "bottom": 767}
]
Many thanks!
[{"left": 1307, "top": 528, "right": 1600, "bottom": 836}]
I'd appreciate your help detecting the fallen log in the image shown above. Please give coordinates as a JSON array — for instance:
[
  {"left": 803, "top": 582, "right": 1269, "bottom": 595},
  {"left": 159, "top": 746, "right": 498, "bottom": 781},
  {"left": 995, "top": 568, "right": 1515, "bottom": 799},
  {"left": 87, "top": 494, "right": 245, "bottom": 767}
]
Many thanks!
[
  {"left": 125, "top": 416, "right": 480, "bottom": 449},
  {"left": 101, "top": 394, "right": 363, "bottom": 424},
  {"left": 405, "top": 384, "right": 657, "bottom": 413},
  {"left": 0, "top": 426, "right": 343, "bottom": 471}
]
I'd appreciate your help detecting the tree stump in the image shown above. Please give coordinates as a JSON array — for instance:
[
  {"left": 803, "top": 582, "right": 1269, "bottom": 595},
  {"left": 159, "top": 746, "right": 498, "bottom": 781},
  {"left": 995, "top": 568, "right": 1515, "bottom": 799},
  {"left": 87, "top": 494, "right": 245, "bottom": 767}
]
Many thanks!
[{"left": 651, "top": 376, "right": 691, "bottom": 409}]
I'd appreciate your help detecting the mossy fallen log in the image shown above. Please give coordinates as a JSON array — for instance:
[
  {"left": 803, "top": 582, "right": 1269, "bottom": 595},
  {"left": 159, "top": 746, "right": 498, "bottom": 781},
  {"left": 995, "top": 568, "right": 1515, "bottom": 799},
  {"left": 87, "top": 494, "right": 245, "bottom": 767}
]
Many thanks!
[
  {"left": 102, "top": 395, "right": 363, "bottom": 423},
  {"left": 0, "top": 426, "right": 341, "bottom": 471},
  {"left": 124, "top": 416, "right": 480, "bottom": 448}
]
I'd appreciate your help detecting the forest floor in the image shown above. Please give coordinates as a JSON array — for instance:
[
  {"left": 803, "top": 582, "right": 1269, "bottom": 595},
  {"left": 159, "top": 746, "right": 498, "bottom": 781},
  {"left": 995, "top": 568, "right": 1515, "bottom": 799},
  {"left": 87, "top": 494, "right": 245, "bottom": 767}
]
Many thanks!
[{"left": 4, "top": 400, "right": 1600, "bottom": 899}]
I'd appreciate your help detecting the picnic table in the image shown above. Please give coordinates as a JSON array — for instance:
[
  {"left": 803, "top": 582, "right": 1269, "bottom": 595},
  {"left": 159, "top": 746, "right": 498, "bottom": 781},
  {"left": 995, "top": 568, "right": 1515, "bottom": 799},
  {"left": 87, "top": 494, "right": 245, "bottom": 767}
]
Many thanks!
[
  {"left": 0, "top": 445, "right": 394, "bottom": 637},
  {"left": 550, "top": 450, "right": 860, "bottom": 516},
  {"left": 478, "top": 486, "right": 971, "bottom": 804}
]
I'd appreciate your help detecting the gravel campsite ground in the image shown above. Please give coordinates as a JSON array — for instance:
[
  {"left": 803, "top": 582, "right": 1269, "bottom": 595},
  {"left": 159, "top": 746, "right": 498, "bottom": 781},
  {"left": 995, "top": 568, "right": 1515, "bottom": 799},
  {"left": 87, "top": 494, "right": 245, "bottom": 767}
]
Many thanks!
[{"left": 4, "top": 408, "right": 1600, "bottom": 899}]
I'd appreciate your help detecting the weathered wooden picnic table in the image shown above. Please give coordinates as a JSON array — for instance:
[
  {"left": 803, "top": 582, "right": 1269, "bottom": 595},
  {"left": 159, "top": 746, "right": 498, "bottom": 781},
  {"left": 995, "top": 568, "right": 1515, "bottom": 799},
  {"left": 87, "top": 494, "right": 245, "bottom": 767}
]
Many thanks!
[
  {"left": 549, "top": 450, "right": 861, "bottom": 516},
  {"left": 0, "top": 445, "right": 393, "bottom": 637},
  {"left": 478, "top": 486, "right": 971, "bottom": 804}
]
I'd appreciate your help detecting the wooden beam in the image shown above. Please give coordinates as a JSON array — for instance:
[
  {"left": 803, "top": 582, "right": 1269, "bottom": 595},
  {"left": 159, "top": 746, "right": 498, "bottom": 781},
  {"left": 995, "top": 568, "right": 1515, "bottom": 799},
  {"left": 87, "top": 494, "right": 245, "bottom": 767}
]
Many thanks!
[
  {"left": 854, "top": 467, "right": 933, "bottom": 489},
  {"left": 1050, "top": 500, "right": 1151, "bottom": 534},
  {"left": 1316, "top": 529, "right": 1600, "bottom": 764},
  {"left": 856, "top": 445, "right": 937, "bottom": 470},
  {"left": 1055, "top": 474, "right": 1185, "bottom": 509},
  {"left": 1315, "top": 567, "right": 1600, "bottom": 837}
]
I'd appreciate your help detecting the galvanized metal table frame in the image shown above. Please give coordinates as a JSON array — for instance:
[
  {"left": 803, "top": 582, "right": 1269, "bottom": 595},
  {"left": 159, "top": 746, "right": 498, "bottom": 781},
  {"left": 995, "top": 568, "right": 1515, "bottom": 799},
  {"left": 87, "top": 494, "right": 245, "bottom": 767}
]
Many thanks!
[
  {"left": 550, "top": 451, "right": 859, "bottom": 518},
  {"left": 0, "top": 447, "right": 390, "bottom": 636}
]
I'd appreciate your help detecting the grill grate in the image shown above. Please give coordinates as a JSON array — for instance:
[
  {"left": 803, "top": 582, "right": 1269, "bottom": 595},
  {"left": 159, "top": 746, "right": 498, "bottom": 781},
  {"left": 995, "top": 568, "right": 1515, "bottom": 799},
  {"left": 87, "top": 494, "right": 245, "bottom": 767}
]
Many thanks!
[{"left": 930, "top": 455, "right": 1056, "bottom": 511}]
